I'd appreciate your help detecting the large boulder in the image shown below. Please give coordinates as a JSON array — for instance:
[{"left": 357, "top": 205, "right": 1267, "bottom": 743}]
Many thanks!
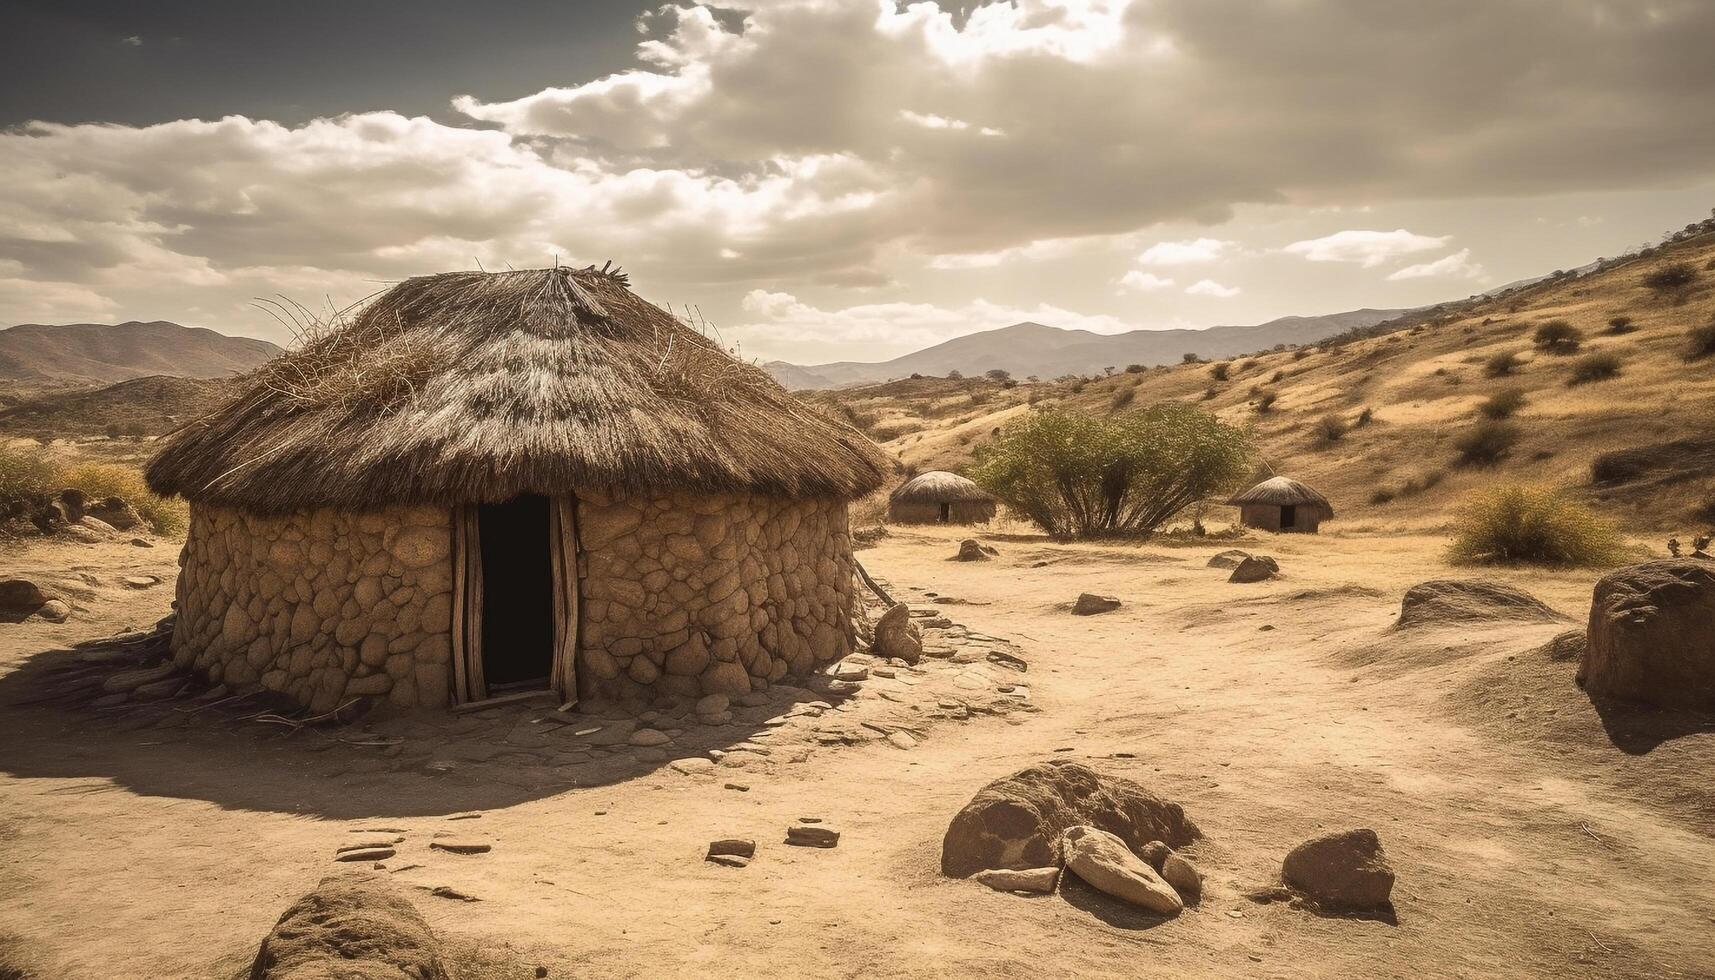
[
  {"left": 1281, "top": 828, "right": 1395, "bottom": 911},
  {"left": 249, "top": 873, "right": 450, "bottom": 980},
  {"left": 1072, "top": 593, "right": 1121, "bottom": 615},
  {"left": 1392, "top": 579, "right": 1567, "bottom": 630},
  {"left": 1228, "top": 555, "right": 1279, "bottom": 583},
  {"left": 1206, "top": 549, "right": 1251, "bottom": 569},
  {"left": 0, "top": 579, "right": 52, "bottom": 623},
  {"left": 84, "top": 496, "right": 143, "bottom": 531},
  {"left": 941, "top": 760, "right": 1198, "bottom": 877},
  {"left": 1578, "top": 559, "right": 1715, "bottom": 712},
  {"left": 953, "top": 539, "right": 994, "bottom": 562},
  {"left": 872, "top": 603, "right": 922, "bottom": 664},
  {"left": 1060, "top": 825, "right": 1183, "bottom": 915}
]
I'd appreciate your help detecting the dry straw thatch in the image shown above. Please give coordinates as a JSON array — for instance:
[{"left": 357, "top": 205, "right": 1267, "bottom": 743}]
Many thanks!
[
  {"left": 889, "top": 470, "right": 994, "bottom": 505},
  {"left": 147, "top": 267, "right": 892, "bottom": 512},
  {"left": 1226, "top": 476, "right": 1335, "bottom": 519}
]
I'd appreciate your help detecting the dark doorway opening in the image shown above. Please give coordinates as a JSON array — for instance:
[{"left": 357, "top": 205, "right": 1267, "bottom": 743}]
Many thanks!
[
  {"left": 1280, "top": 504, "right": 1297, "bottom": 530},
  {"left": 478, "top": 494, "right": 555, "bottom": 690},
  {"left": 938, "top": 502, "right": 951, "bottom": 523}
]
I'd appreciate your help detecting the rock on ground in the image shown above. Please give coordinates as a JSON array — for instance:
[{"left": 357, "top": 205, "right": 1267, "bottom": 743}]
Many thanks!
[
  {"left": 248, "top": 872, "right": 450, "bottom": 980},
  {"left": 873, "top": 603, "right": 923, "bottom": 664},
  {"left": 1072, "top": 594, "right": 1121, "bottom": 616},
  {"left": 1160, "top": 852, "right": 1202, "bottom": 902},
  {"left": 954, "top": 539, "right": 993, "bottom": 562},
  {"left": 0, "top": 579, "right": 52, "bottom": 623},
  {"left": 1392, "top": 579, "right": 1568, "bottom": 630},
  {"left": 940, "top": 760, "right": 1198, "bottom": 877},
  {"left": 1060, "top": 825, "right": 1183, "bottom": 915},
  {"left": 1579, "top": 559, "right": 1715, "bottom": 712},
  {"left": 972, "top": 867, "right": 1060, "bottom": 894},
  {"left": 1281, "top": 828, "right": 1396, "bottom": 911},
  {"left": 1228, "top": 555, "right": 1280, "bottom": 583},
  {"left": 1206, "top": 549, "right": 1251, "bottom": 569}
]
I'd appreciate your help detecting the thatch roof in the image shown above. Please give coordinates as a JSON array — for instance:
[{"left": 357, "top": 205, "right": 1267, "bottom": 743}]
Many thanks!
[
  {"left": 146, "top": 267, "right": 892, "bottom": 512},
  {"left": 889, "top": 471, "right": 993, "bottom": 504},
  {"left": 1227, "top": 476, "right": 1334, "bottom": 518}
]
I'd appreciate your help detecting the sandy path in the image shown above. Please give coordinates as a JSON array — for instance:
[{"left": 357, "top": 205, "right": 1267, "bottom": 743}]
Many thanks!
[{"left": 1, "top": 528, "right": 1711, "bottom": 979}]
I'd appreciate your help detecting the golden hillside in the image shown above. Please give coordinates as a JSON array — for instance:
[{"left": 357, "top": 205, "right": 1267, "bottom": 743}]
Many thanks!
[{"left": 820, "top": 230, "right": 1715, "bottom": 534}]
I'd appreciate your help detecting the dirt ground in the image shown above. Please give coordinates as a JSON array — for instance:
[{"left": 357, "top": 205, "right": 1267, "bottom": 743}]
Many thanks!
[{"left": 2, "top": 525, "right": 1712, "bottom": 979}]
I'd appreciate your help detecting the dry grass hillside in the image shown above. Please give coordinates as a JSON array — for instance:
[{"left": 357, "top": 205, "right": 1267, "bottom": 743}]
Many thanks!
[
  {"left": 0, "top": 375, "right": 244, "bottom": 440},
  {"left": 821, "top": 231, "right": 1715, "bottom": 534}
]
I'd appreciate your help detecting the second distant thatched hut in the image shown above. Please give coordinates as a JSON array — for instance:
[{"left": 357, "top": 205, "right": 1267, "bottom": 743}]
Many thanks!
[
  {"left": 1228, "top": 476, "right": 1333, "bottom": 533},
  {"left": 888, "top": 471, "right": 996, "bottom": 525}
]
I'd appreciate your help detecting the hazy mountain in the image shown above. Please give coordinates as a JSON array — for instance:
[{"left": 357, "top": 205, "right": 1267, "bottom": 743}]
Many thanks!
[
  {"left": 764, "top": 308, "right": 1409, "bottom": 389},
  {"left": 0, "top": 320, "right": 281, "bottom": 387}
]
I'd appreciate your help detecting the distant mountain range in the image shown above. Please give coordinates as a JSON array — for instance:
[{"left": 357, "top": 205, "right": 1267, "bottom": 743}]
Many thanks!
[
  {"left": 761, "top": 308, "right": 1411, "bottom": 389},
  {"left": 0, "top": 320, "right": 281, "bottom": 387}
]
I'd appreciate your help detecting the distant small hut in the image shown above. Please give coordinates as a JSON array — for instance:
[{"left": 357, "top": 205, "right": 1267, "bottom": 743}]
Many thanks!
[
  {"left": 888, "top": 471, "right": 996, "bottom": 525},
  {"left": 145, "top": 266, "right": 891, "bottom": 712},
  {"left": 1227, "top": 476, "right": 1333, "bottom": 533}
]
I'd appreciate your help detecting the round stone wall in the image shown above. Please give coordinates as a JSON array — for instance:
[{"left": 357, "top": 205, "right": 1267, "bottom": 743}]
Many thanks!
[
  {"left": 172, "top": 505, "right": 455, "bottom": 713},
  {"left": 575, "top": 489, "right": 856, "bottom": 702}
]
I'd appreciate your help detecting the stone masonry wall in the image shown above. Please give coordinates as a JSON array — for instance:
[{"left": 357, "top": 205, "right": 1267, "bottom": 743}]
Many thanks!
[
  {"left": 172, "top": 505, "right": 454, "bottom": 713},
  {"left": 576, "top": 490, "right": 855, "bottom": 702}
]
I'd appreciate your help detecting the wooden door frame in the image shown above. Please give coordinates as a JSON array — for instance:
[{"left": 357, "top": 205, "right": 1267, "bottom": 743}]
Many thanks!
[{"left": 450, "top": 496, "right": 580, "bottom": 707}]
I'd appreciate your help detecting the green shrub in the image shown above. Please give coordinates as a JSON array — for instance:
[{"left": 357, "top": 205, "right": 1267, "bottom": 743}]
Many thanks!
[
  {"left": 1484, "top": 350, "right": 1522, "bottom": 377},
  {"left": 1448, "top": 484, "right": 1625, "bottom": 567},
  {"left": 1568, "top": 351, "right": 1622, "bottom": 385},
  {"left": 1685, "top": 321, "right": 1715, "bottom": 361},
  {"left": 1454, "top": 419, "right": 1521, "bottom": 466},
  {"left": 1532, "top": 320, "right": 1582, "bottom": 354},
  {"left": 1478, "top": 388, "right": 1527, "bottom": 419},
  {"left": 969, "top": 405, "right": 1252, "bottom": 539},
  {"left": 1606, "top": 315, "right": 1636, "bottom": 334},
  {"left": 1314, "top": 413, "right": 1348, "bottom": 444}
]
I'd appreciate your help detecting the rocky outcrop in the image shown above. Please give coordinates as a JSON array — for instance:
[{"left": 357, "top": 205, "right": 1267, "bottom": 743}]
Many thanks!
[
  {"left": 249, "top": 873, "right": 449, "bottom": 980},
  {"left": 172, "top": 505, "right": 455, "bottom": 713},
  {"left": 941, "top": 761, "right": 1198, "bottom": 877},
  {"left": 1282, "top": 828, "right": 1395, "bottom": 911},
  {"left": 84, "top": 496, "right": 143, "bottom": 531},
  {"left": 1392, "top": 579, "right": 1567, "bottom": 630},
  {"left": 576, "top": 490, "right": 855, "bottom": 701},
  {"left": 1579, "top": 559, "right": 1715, "bottom": 711}
]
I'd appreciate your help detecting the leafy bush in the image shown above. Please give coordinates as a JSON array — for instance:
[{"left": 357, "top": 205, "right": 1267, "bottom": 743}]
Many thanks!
[
  {"left": 1606, "top": 315, "right": 1636, "bottom": 334},
  {"left": 969, "top": 405, "right": 1252, "bottom": 538},
  {"left": 1484, "top": 350, "right": 1522, "bottom": 377},
  {"left": 1314, "top": 413, "right": 1348, "bottom": 443},
  {"left": 1478, "top": 388, "right": 1528, "bottom": 419},
  {"left": 1532, "top": 320, "right": 1582, "bottom": 354},
  {"left": 1685, "top": 322, "right": 1715, "bottom": 361},
  {"left": 1642, "top": 262, "right": 1697, "bottom": 297},
  {"left": 58, "top": 462, "right": 188, "bottom": 535},
  {"left": 1453, "top": 419, "right": 1521, "bottom": 466},
  {"left": 1447, "top": 484, "right": 1625, "bottom": 567},
  {"left": 1568, "top": 351, "right": 1622, "bottom": 385}
]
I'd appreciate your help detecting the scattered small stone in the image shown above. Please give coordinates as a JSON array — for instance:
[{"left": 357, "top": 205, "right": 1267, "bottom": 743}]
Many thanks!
[
  {"left": 1206, "top": 549, "right": 1251, "bottom": 569},
  {"left": 334, "top": 847, "right": 396, "bottom": 862},
  {"left": 832, "top": 663, "right": 869, "bottom": 682},
  {"left": 427, "top": 885, "right": 480, "bottom": 902},
  {"left": 886, "top": 731, "right": 917, "bottom": 750},
  {"left": 447, "top": 813, "right": 482, "bottom": 821},
  {"left": 707, "top": 854, "right": 750, "bottom": 869},
  {"left": 669, "top": 757, "right": 715, "bottom": 774},
  {"left": 1061, "top": 826, "right": 1182, "bottom": 915},
  {"left": 785, "top": 826, "right": 840, "bottom": 848},
  {"left": 873, "top": 602, "right": 923, "bottom": 664},
  {"left": 1161, "top": 852, "right": 1203, "bottom": 902},
  {"left": 36, "top": 599, "right": 71, "bottom": 623},
  {"left": 736, "top": 692, "right": 770, "bottom": 707},
  {"left": 972, "top": 867, "right": 1059, "bottom": 894},
  {"left": 129, "top": 537, "right": 154, "bottom": 548},
  {"left": 695, "top": 693, "right": 730, "bottom": 716},
  {"left": 724, "top": 782, "right": 750, "bottom": 792},
  {"left": 953, "top": 539, "right": 994, "bottom": 562},
  {"left": 1229, "top": 556, "right": 1280, "bottom": 584},
  {"left": 1139, "top": 841, "right": 1170, "bottom": 870},
  {"left": 1072, "top": 593, "right": 1121, "bottom": 616},
  {"left": 121, "top": 575, "right": 160, "bottom": 589},
  {"left": 707, "top": 839, "right": 757, "bottom": 859},
  {"left": 429, "top": 841, "right": 492, "bottom": 855},
  {"left": 628, "top": 728, "right": 672, "bottom": 747},
  {"left": 1281, "top": 828, "right": 1395, "bottom": 911}
]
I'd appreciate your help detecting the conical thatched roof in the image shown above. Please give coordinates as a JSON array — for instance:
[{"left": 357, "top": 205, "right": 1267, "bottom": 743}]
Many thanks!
[
  {"left": 889, "top": 471, "right": 993, "bottom": 504},
  {"left": 146, "top": 267, "right": 892, "bottom": 513},
  {"left": 1226, "top": 476, "right": 1334, "bottom": 518}
]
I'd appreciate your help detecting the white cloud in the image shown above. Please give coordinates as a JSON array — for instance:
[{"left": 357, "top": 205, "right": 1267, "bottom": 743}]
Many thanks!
[
  {"left": 1135, "top": 238, "right": 1233, "bottom": 266},
  {"left": 1118, "top": 270, "right": 1175, "bottom": 292},
  {"left": 1185, "top": 279, "right": 1241, "bottom": 298},
  {"left": 1386, "top": 247, "right": 1485, "bottom": 281},
  {"left": 1282, "top": 229, "right": 1451, "bottom": 267}
]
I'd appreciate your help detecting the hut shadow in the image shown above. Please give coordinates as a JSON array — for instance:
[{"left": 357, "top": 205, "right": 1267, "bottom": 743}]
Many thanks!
[
  {"left": 1585, "top": 690, "right": 1715, "bottom": 755},
  {"left": 0, "top": 640, "right": 853, "bottom": 820},
  {"left": 1055, "top": 873, "right": 1180, "bottom": 930}
]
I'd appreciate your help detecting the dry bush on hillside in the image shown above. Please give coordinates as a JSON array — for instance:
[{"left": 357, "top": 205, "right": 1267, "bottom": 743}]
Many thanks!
[
  {"left": 1643, "top": 261, "right": 1699, "bottom": 300},
  {"left": 1124, "top": 363, "right": 1146, "bottom": 374},
  {"left": 1111, "top": 385, "right": 1136, "bottom": 410},
  {"left": 1454, "top": 419, "right": 1521, "bottom": 466},
  {"left": 1209, "top": 362, "right": 1230, "bottom": 381},
  {"left": 1567, "top": 351, "right": 1623, "bottom": 385},
  {"left": 1684, "top": 322, "right": 1715, "bottom": 361},
  {"left": 1479, "top": 388, "right": 1528, "bottom": 419},
  {"left": 1532, "top": 320, "right": 1582, "bottom": 354},
  {"left": 1354, "top": 406, "right": 1374, "bottom": 427},
  {"left": 1254, "top": 389, "right": 1279, "bottom": 413},
  {"left": 1201, "top": 385, "right": 1218, "bottom": 401},
  {"left": 1484, "top": 350, "right": 1522, "bottom": 377},
  {"left": 0, "top": 446, "right": 186, "bottom": 534},
  {"left": 1606, "top": 315, "right": 1637, "bottom": 334},
  {"left": 1314, "top": 413, "right": 1348, "bottom": 444},
  {"left": 1448, "top": 484, "right": 1624, "bottom": 567}
]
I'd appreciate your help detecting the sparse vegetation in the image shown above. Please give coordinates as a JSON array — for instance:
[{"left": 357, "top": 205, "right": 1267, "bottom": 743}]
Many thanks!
[
  {"left": 1642, "top": 261, "right": 1698, "bottom": 299},
  {"left": 1685, "top": 321, "right": 1715, "bottom": 361},
  {"left": 1478, "top": 388, "right": 1528, "bottom": 419},
  {"left": 1483, "top": 350, "right": 1522, "bottom": 377},
  {"left": 1124, "top": 364, "right": 1146, "bottom": 374},
  {"left": 1448, "top": 484, "right": 1625, "bottom": 567},
  {"left": 969, "top": 405, "right": 1251, "bottom": 539},
  {"left": 1532, "top": 320, "right": 1582, "bottom": 354},
  {"left": 1209, "top": 362, "right": 1230, "bottom": 381},
  {"left": 1454, "top": 419, "right": 1522, "bottom": 466},
  {"left": 1110, "top": 385, "right": 1136, "bottom": 410},
  {"left": 1254, "top": 390, "right": 1278, "bottom": 413},
  {"left": 1314, "top": 413, "right": 1348, "bottom": 444},
  {"left": 1606, "top": 315, "right": 1636, "bottom": 334},
  {"left": 1354, "top": 406, "right": 1374, "bottom": 427},
  {"left": 0, "top": 446, "right": 186, "bottom": 534},
  {"left": 1568, "top": 351, "right": 1622, "bottom": 385}
]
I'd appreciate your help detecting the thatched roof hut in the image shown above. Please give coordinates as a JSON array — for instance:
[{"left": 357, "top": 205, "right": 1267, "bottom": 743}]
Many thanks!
[
  {"left": 887, "top": 471, "right": 996, "bottom": 525},
  {"left": 1227, "top": 476, "right": 1333, "bottom": 533},
  {"left": 148, "top": 267, "right": 892, "bottom": 712}
]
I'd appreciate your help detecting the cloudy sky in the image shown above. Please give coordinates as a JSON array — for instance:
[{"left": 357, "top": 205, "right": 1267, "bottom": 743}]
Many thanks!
[{"left": 3, "top": 0, "right": 1714, "bottom": 365}]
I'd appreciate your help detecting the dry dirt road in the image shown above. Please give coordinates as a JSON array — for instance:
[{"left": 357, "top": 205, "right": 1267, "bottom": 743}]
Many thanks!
[{"left": 1, "top": 526, "right": 1712, "bottom": 979}]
